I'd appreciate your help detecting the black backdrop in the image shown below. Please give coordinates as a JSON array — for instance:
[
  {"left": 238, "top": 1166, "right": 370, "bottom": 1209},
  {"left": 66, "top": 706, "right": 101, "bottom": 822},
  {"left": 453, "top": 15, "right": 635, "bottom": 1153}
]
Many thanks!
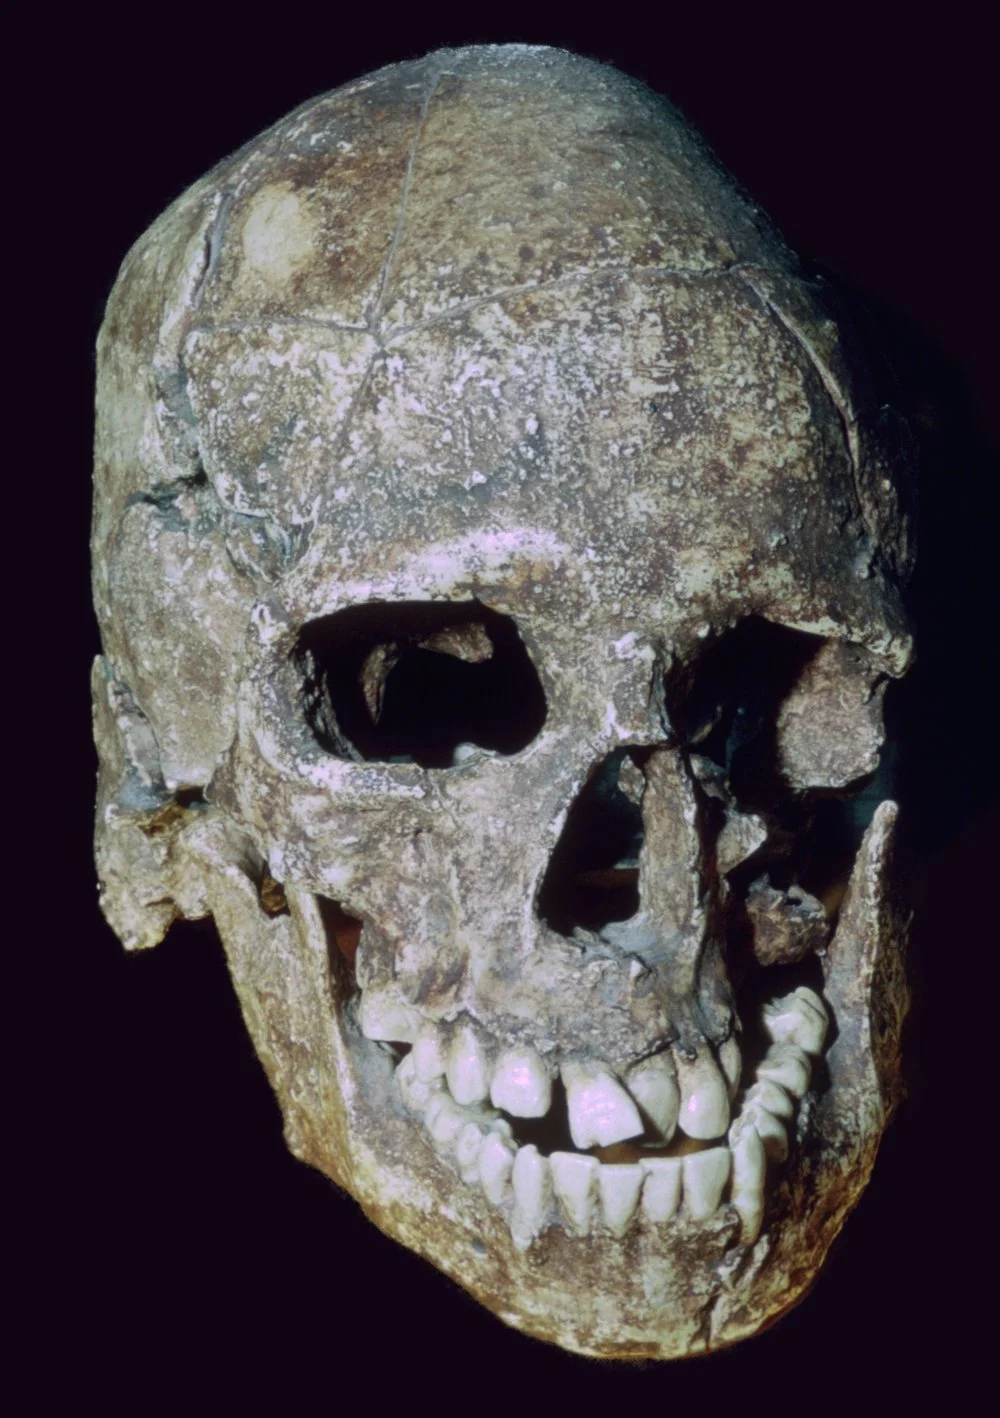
[{"left": 33, "top": 6, "right": 998, "bottom": 1404}]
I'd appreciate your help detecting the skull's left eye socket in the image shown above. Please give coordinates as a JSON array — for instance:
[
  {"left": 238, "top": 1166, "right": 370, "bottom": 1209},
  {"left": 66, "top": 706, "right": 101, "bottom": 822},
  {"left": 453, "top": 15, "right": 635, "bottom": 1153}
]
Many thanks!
[{"left": 295, "top": 601, "right": 547, "bottom": 769}]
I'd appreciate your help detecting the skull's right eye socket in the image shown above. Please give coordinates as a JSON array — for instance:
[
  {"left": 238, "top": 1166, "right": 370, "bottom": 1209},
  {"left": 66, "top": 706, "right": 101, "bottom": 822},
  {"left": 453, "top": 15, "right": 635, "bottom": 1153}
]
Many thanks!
[{"left": 295, "top": 601, "right": 547, "bottom": 769}]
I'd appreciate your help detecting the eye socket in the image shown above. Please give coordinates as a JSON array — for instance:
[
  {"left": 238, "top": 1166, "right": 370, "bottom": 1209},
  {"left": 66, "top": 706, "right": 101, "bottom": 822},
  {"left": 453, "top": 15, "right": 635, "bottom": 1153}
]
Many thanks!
[{"left": 295, "top": 601, "right": 547, "bottom": 769}]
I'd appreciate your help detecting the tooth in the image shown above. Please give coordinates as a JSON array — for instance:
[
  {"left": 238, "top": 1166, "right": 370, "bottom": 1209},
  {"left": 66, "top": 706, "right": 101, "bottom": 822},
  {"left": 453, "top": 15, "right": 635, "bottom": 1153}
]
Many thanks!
[
  {"left": 426, "top": 1093, "right": 467, "bottom": 1146},
  {"left": 729, "top": 1117, "right": 767, "bottom": 1244},
  {"left": 741, "top": 1099, "right": 789, "bottom": 1162},
  {"left": 676, "top": 1051, "right": 731, "bottom": 1139},
  {"left": 490, "top": 1045, "right": 552, "bottom": 1118},
  {"left": 456, "top": 1121, "right": 487, "bottom": 1183},
  {"left": 718, "top": 1035, "right": 743, "bottom": 1098},
  {"left": 757, "top": 1042, "right": 811, "bottom": 1098},
  {"left": 625, "top": 1054, "right": 680, "bottom": 1142},
  {"left": 599, "top": 1163, "right": 644, "bottom": 1237},
  {"left": 446, "top": 1022, "right": 491, "bottom": 1106},
  {"left": 359, "top": 992, "right": 421, "bottom": 1044},
  {"left": 511, "top": 1145, "right": 552, "bottom": 1250},
  {"left": 478, "top": 1133, "right": 516, "bottom": 1205},
  {"left": 682, "top": 1146, "right": 731, "bottom": 1220},
  {"left": 395, "top": 1052, "right": 444, "bottom": 1115},
  {"left": 413, "top": 1024, "right": 447, "bottom": 1083},
  {"left": 745, "top": 1078, "right": 795, "bottom": 1120},
  {"left": 562, "top": 1060, "right": 644, "bottom": 1149},
  {"left": 640, "top": 1156, "right": 683, "bottom": 1222},
  {"left": 763, "top": 986, "right": 829, "bottom": 1056},
  {"left": 550, "top": 1151, "right": 599, "bottom": 1234}
]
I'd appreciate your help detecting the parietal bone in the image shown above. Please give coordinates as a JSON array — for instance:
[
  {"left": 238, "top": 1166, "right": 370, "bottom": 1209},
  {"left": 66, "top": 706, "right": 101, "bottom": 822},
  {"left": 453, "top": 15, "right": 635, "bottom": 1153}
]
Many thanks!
[{"left": 92, "top": 44, "right": 915, "bottom": 1359}]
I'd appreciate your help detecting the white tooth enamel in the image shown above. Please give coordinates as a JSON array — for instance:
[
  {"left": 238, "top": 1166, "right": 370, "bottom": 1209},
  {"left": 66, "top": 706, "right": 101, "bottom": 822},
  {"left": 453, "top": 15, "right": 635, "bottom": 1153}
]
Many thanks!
[
  {"left": 395, "top": 1052, "right": 444, "bottom": 1115},
  {"left": 682, "top": 1146, "right": 731, "bottom": 1220},
  {"left": 599, "top": 1163, "right": 644, "bottom": 1237},
  {"left": 625, "top": 1054, "right": 680, "bottom": 1142},
  {"left": 490, "top": 1045, "right": 552, "bottom": 1118},
  {"left": 741, "top": 1100, "right": 789, "bottom": 1162},
  {"left": 562, "top": 1061, "right": 644, "bottom": 1149},
  {"left": 359, "top": 992, "right": 421, "bottom": 1044},
  {"left": 718, "top": 1036, "right": 743, "bottom": 1098},
  {"left": 478, "top": 1132, "right": 516, "bottom": 1205},
  {"left": 427, "top": 1094, "right": 468, "bottom": 1146},
  {"left": 757, "top": 1042, "right": 811, "bottom": 1098},
  {"left": 510, "top": 1145, "right": 552, "bottom": 1250},
  {"left": 413, "top": 1024, "right": 447, "bottom": 1083},
  {"left": 640, "top": 1156, "right": 683, "bottom": 1223},
  {"left": 745, "top": 1078, "right": 795, "bottom": 1120},
  {"left": 550, "top": 1151, "right": 599, "bottom": 1234},
  {"left": 763, "top": 986, "right": 829, "bottom": 1056},
  {"left": 676, "top": 1051, "right": 731, "bottom": 1139},
  {"left": 729, "top": 1118, "right": 766, "bottom": 1244},
  {"left": 446, "top": 1023, "right": 491, "bottom": 1106},
  {"left": 456, "top": 1121, "right": 487, "bottom": 1182}
]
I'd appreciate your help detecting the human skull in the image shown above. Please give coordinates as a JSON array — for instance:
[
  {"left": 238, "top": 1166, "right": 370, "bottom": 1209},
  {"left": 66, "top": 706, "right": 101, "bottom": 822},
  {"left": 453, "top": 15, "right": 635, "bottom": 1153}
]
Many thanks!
[{"left": 92, "top": 45, "right": 915, "bottom": 1359}]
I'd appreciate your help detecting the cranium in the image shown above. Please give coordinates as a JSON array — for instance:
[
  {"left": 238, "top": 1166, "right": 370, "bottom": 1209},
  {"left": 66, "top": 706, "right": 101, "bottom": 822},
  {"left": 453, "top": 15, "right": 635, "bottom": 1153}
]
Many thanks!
[{"left": 92, "top": 44, "right": 915, "bottom": 1359}]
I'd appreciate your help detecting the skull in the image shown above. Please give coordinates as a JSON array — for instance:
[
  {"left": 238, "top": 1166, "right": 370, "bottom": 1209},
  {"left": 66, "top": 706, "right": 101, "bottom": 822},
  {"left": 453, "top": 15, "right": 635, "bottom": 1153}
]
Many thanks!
[{"left": 92, "top": 45, "right": 915, "bottom": 1359}]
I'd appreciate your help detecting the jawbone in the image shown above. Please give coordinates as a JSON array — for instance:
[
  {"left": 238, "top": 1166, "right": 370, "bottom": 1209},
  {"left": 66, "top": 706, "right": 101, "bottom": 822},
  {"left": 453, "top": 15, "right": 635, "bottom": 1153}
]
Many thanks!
[{"left": 182, "top": 800, "right": 907, "bottom": 1360}]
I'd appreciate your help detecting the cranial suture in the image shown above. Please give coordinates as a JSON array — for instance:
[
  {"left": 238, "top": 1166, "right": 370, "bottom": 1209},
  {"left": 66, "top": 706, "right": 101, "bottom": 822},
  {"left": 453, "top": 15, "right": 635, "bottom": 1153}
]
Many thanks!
[{"left": 92, "top": 45, "right": 915, "bottom": 1359}]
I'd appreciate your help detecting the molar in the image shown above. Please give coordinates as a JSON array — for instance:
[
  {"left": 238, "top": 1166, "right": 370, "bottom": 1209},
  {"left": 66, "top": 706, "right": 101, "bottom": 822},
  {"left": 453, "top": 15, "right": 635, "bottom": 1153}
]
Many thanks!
[
  {"left": 395, "top": 1052, "right": 444, "bottom": 1115},
  {"left": 757, "top": 1042, "right": 811, "bottom": 1098},
  {"left": 763, "top": 986, "right": 829, "bottom": 1056},
  {"left": 562, "top": 1060, "right": 644, "bottom": 1149},
  {"left": 358, "top": 991, "right": 421, "bottom": 1044},
  {"left": 675, "top": 1050, "right": 731, "bottom": 1139},
  {"left": 744, "top": 1078, "right": 795, "bottom": 1121},
  {"left": 490, "top": 1044, "right": 552, "bottom": 1118}
]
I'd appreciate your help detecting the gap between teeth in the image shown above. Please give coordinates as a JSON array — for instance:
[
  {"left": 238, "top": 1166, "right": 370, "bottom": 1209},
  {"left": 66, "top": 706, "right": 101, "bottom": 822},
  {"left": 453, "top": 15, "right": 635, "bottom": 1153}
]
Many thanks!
[{"left": 393, "top": 985, "right": 829, "bottom": 1249}]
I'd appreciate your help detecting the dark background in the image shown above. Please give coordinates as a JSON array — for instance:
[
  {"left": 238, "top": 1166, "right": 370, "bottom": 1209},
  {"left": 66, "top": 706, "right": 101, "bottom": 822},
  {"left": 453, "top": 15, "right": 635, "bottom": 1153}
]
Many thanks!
[{"left": 29, "top": 5, "right": 997, "bottom": 1404}]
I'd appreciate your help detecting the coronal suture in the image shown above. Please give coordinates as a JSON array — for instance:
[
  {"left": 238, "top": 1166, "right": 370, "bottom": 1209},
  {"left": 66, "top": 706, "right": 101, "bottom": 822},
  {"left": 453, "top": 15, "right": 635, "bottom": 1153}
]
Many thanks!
[{"left": 92, "top": 44, "right": 915, "bottom": 1359}]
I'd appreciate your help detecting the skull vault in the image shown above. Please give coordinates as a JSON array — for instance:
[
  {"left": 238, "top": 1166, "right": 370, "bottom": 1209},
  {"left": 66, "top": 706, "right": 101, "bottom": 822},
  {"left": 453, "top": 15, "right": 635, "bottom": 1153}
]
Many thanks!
[{"left": 92, "top": 45, "right": 916, "bottom": 1358}]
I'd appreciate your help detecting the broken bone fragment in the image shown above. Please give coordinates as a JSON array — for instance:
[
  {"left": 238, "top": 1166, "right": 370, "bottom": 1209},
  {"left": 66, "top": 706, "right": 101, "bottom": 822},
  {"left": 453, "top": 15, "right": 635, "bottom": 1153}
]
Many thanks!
[{"left": 745, "top": 878, "right": 830, "bottom": 967}]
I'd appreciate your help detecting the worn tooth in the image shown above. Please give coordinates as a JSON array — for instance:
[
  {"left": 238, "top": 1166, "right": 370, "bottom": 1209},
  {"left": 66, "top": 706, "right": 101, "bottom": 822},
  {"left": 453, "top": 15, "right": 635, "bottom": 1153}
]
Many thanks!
[
  {"left": 456, "top": 1121, "right": 487, "bottom": 1183},
  {"left": 682, "top": 1146, "right": 731, "bottom": 1220},
  {"left": 413, "top": 1024, "right": 447, "bottom": 1083},
  {"left": 478, "top": 1132, "right": 516, "bottom": 1205},
  {"left": 640, "top": 1156, "right": 683, "bottom": 1223},
  {"left": 562, "top": 1061, "right": 644, "bottom": 1149},
  {"left": 729, "top": 1117, "right": 767, "bottom": 1244},
  {"left": 395, "top": 1052, "right": 444, "bottom": 1115},
  {"left": 757, "top": 1042, "right": 811, "bottom": 1098},
  {"left": 676, "top": 1050, "right": 731, "bottom": 1139},
  {"left": 763, "top": 986, "right": 829, "bottom": 1056},
  {"left": 359, "top": 992, "right": 421, "bottom": 1044},
  {"left": 718, "top": 1036, "right": 743, "bottom": 1099},
  {"left": 490, "top": 1045, "right": 552, "bottom": 1118},
  {"left": 745, "top": 1077, "right": 795, "bottom": 1120},
  {"left": 446, "top": 1022, "right": 491, "bottom": 1106},
  {"left": 511, "top": 1145, "right": 552, "bottom": 1250},
  {"left": 426, "top": 1093, "right": 467, "bottom": 1146},
  {"left": 599, "top": 1163, "right": 644, "bottom": 1237},
  {"left": 550, "top": 1151, "right": 599, "bottom": 1235},
  {"left": 625, "top": 1054, "right": 680, "bottom": 1142},
  {"left": 741, "top": 1100, "right": 789, "bottom": 1162}
]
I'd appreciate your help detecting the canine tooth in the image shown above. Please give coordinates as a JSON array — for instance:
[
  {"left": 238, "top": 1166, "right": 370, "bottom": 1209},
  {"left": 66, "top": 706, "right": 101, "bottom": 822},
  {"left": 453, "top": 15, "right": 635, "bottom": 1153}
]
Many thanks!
[
  {"left": 511, "top": 1145, "right": 552, "bottom": 1250},
  {"left": 395, "top": 1052, "right": 444, "bottom": 1115},
  {"left": 676, "top": 1051, "right": 730, "bottom": 1139},
  {"left": 413, "top": 1024, "right": 447, "bottom": 1083},
  {"left": 359, "top": 992, "right": 420, "bottom": 1044},
  {"left": 490, "top": 1045, "right": 552, "bottom": 1118},
  {"left": 625, "top": 1054, "right": 680, "bottom": 1142},
  {"left": 550, "top": 1151, "right": 599, "bottom": 1234},
  {"left": 479, "top": 1133, "right": 516, "bottom": 1205},
  {"left": 456, "top": 1122, "right": 487, "bottom": 1182},
  {"left": 683, "top": 1146, "right": 731, "bottom": 1220},
  {"left": 763, "top": 986, "right": 829, "bottom": 1056},
  {"left": 745, "top": 1078, "right": 795, "bottom": 1120},
  {"left": 599, "top": 1164, "right": 644, "bottom": 1237},
  {"left": 640, "top": 1156, "right": 683, "bottom": 1223},
  {"left": 757, "top": 1042, "right": 811, "bottom": 1098},
  {"left": 729, "top": 1118, "right": 766, "bottom": 1244},
  {"left": 719, "top": 1036, "right": 743, "bottom": 1098},
  {"left": 447, "top": 1022, "right": 491, "bottom": 1106},
  {"left": 562, "top": 1061, "right": 644, "bottom": 1149},
  {"left": 741, "top": 1100, "right": 789, "bottom": 1162}
]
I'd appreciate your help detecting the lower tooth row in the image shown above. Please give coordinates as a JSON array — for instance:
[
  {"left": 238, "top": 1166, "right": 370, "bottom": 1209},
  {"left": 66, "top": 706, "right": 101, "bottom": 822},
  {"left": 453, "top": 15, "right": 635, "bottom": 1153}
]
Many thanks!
[{"left": 395, "top": 986, "right": 828, "bottom": 1249}]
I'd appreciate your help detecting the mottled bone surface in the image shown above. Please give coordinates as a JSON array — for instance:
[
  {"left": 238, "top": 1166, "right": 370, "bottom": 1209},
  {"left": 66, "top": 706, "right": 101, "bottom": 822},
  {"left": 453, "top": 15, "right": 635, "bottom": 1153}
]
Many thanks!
[{"left": 93, "top": 45, "right": 914, "bottom": 1359}]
